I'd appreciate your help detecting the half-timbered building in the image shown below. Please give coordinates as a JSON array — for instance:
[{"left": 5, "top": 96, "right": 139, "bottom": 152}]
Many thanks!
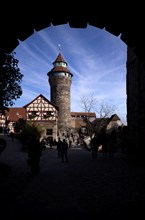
[
  {"left": 4, "top": 94, "right": 58, "bottom": 139},
  {"left": 1, "top": 94, "right": 123, "bottom": 140}
]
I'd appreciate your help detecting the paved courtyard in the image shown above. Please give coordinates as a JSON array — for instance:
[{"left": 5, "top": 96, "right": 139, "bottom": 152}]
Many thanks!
[{"left": 0, "top": 134, "right": 145, "bottom": 219}]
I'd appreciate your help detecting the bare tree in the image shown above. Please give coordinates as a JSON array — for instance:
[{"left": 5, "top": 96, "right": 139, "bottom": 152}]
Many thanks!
[
  {"left": 80, "top": 93, "right": 117, "bottom": 140},
  {"left": 80, "top": 93, "right": 97, "bottom": 139},
  {"left": 95, "top": 100, "right": 117, "bottom": 134},
  {"left": 80, "top": 94, "right": 96, "bottom": 113}
]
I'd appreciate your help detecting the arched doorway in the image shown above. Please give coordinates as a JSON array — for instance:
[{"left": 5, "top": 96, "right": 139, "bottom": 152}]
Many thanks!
[
  {"left": 13, "top": 24, "right": 127, "bottom": 125},
  {"left": 1, "top": 12, "right": 145, "bottom": 152}
]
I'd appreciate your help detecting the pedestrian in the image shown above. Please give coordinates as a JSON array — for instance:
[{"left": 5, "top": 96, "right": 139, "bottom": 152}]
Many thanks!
[
  {"left": 108, "top": 129, "right": 116, "bottom": 158},
  {"left": 49, "top": 139, "right": 53, "bottom": 148},
  {"left": 40, "top": 138, "right": 47, "bottom": 150},
  {"left": 53, "top": 139, "right": 57, "bottom": 148},
  {"left": 27, "top": 134, "right": 42, "bottom": 175},
  {"left": 101, "top": 131, "right": 108, "bottom": 158},
  {"left": 61, "top": 139, "right": 69, "bottom": 162},
  {"left": 10, "top": 132, "right": 14, "bottom": 142},
  {"left": 91, "top": 137, "right": 98, "bottom": 159},
  {"left": 56, "top": 137, "right": 62, "bottom": 158},
  {"left": 69, "top": 139, "right": 72, "bottom": 148}
]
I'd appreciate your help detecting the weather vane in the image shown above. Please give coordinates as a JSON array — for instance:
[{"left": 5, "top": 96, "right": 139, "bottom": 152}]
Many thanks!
[{"left": 57, "top": 44, "right": 61, "bottom": 51}]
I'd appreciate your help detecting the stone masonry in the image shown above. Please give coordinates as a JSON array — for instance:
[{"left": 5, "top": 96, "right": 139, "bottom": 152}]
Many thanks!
[{"left": 49, "top": 75, "right": 72, "bottom": 132}]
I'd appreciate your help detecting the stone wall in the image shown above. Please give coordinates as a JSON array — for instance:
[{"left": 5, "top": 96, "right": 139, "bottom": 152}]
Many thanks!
[
  {"left": 49, "top": 76, "right": 72, "bottom": 132},
  {"left": 127, "top": 47, "right": 145, "bottom": 152}
]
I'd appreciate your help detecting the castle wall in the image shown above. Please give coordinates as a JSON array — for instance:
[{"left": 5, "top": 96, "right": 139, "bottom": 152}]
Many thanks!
[{"left": 127, "top": 47, "right": 145, "bottom": 152}]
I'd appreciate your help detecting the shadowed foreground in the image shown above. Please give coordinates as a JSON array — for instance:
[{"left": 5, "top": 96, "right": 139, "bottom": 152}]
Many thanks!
[{"left": 0, "top": 135, "right": 145, "bottom": 219}]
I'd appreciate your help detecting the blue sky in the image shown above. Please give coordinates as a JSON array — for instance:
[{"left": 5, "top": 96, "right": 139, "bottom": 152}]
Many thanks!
[{"left": 13, "top": 23, "right": 127, "bottom": 125}]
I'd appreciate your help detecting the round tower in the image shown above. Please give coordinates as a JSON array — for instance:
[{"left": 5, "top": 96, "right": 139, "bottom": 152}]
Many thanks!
[{"left": 47, "top": 53, "right": 73, "bottom": 134}]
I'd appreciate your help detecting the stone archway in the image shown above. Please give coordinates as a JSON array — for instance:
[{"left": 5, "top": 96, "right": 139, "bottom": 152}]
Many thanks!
[
  {"left": 1, "top": 9, "right": 145, "bottom": 152},
  {"left": 1, "top": 9, "right": 145, "bottom": 58}
]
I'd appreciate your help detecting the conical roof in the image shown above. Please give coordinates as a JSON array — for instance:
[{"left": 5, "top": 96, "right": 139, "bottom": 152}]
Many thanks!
[
  {"left": 48, "top": 53, "right": 73, "bottom": 77},
  {"left": 53, "top": 53, "right": 66, "bottom": 64}
]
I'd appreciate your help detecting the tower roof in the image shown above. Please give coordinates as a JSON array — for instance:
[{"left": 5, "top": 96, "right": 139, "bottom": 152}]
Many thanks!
[
  {"left": 53, "top": 53, "right": 66, "bottom": 64},
  {"left": 48, "top": 53, "right": 73, "bottom": 77}
]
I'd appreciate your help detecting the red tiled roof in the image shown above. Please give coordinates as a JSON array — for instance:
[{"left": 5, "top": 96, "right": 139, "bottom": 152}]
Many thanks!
[
  {"left": 48, "top": 66, "right": 73, "bottom": 77},
  {"left": 51, "top": 66, "right": 72, "bottom": 74},
  {"left": 71, "top": 112, "right": 96, "bottom": 117},
  {"left": 5, "top": 108, "right": 27, "bottom": 121},
  {"left": 53, "top": 53, "right": 66, "bottom": 63}
]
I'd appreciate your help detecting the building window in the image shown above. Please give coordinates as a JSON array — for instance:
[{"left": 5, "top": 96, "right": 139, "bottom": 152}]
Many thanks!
[
  {"left": 43, "top": 111, "right": 53, "bottom": 119},
  {"left": 28, "top": 111, "right": 37, "bottom": 119},
  {"left": 46, "top": 129, "right": 53, "bottom": 135}
]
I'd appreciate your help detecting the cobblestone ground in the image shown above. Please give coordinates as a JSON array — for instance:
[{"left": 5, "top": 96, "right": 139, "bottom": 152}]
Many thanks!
[{"left": 0, "top": 134, "right": 145, "bottom": 219}]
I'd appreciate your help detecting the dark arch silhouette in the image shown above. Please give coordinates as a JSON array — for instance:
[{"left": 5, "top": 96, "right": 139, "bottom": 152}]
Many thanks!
[
  {"left": 1, "top": 7, "right": 145, "bottom": 153},
  {"left": 0, "top": 8, "right": 145, "bottom": 59}
]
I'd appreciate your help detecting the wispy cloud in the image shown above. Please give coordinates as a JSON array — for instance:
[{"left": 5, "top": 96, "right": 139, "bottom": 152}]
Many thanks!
[{"left": 14, "top": 24, "right": 127, "bottom": 124}]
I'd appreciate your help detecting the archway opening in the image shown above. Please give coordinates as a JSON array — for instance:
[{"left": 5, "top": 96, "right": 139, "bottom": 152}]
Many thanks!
[{"left": 13, "top": 23, "right": 127, "bottom": 125}]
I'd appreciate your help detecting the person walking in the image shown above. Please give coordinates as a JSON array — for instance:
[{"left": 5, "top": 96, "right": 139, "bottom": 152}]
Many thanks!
[
  {"left": 56, "top": 137, "right": 62, "bottom": 158},
  {"left": 91, "top": 137, "right": 98, "bottom": 159},
  {"left": 108, "top": 129, "right": 116, "bottom": 158},
  {"left": 27, "top": 134, "right": 42, "bottom": 175},
  {"left": 10, "top": 132, "right": 14, "bottom": 142},
  {"left": 61, "top": 139, "right": 69, "bottom": 162}
]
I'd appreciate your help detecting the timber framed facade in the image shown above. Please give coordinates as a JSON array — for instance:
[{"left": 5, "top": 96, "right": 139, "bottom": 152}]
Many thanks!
[
  {"left": 3, "top": 94, "right": 59, "bottom": 140},
  {"left": 1, "top": 94, "right": 123, "bottom": 140}
]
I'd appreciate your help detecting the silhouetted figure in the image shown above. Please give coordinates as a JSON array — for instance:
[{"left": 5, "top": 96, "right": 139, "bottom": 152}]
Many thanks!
[
  {"left": 49, "top": 139, "right": 53, "bottom": 148},
  {"left": 41, "top": 138, "right": 47, "bottom": 150},
  {"left": 101, "top": 131, "right": 108, "bottom": 158},
  {"left": 61, "top": 139, "right": 69, "bottom": 162},
  {"left": 57, "top": 137, "right": 62, "bottom": 158},
  {"left": 91, "top": 137, "right": 98, "bottom": 159},
  {"left": 27, "top": 135, "right": 42, "bottom": 175},
  {"left": 0, "top": 138, "right": 7, "bottom": 155},
  {"left": 69, "top": 139, "right": 72, "bottom": 148},
  {"left": 53, "top": 139, "right": 57, "bottom": 148},
  {"left": 108, "top": 130, "right": 116, "bottom": 158},
  {"left": 121, "top": 126, "right": 128, "bottom": 153},
  {"left": 3, "top": 127, "right": 7, "bottom": 135},
  {"left": 10, "top": 132, "right": 14, "bottom": 142}
]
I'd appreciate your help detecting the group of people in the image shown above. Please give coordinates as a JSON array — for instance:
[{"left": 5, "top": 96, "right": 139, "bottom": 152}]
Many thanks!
[
  {"left": 56, "top": 138, "right": 69, "bottom": 162},
  {"left": 91, "top": 129, "right": 117, "bottom": 159},
  {"left": 27, "top": 135, "right": 69, "bottom": 176}
]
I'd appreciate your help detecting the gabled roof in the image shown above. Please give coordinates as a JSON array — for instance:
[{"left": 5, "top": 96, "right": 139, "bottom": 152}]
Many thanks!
[
  {"left": 110, "top": 114, "right": 121, "bottom": 121},
  {"left": 23, "top": 94, "right": 59, "bottom": 110},
  {"left": 92, "top": 114, "right": 121, "bottom": 126},
  {"left": 92, "top": 117, "right": 110, "bottom": 125}
]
